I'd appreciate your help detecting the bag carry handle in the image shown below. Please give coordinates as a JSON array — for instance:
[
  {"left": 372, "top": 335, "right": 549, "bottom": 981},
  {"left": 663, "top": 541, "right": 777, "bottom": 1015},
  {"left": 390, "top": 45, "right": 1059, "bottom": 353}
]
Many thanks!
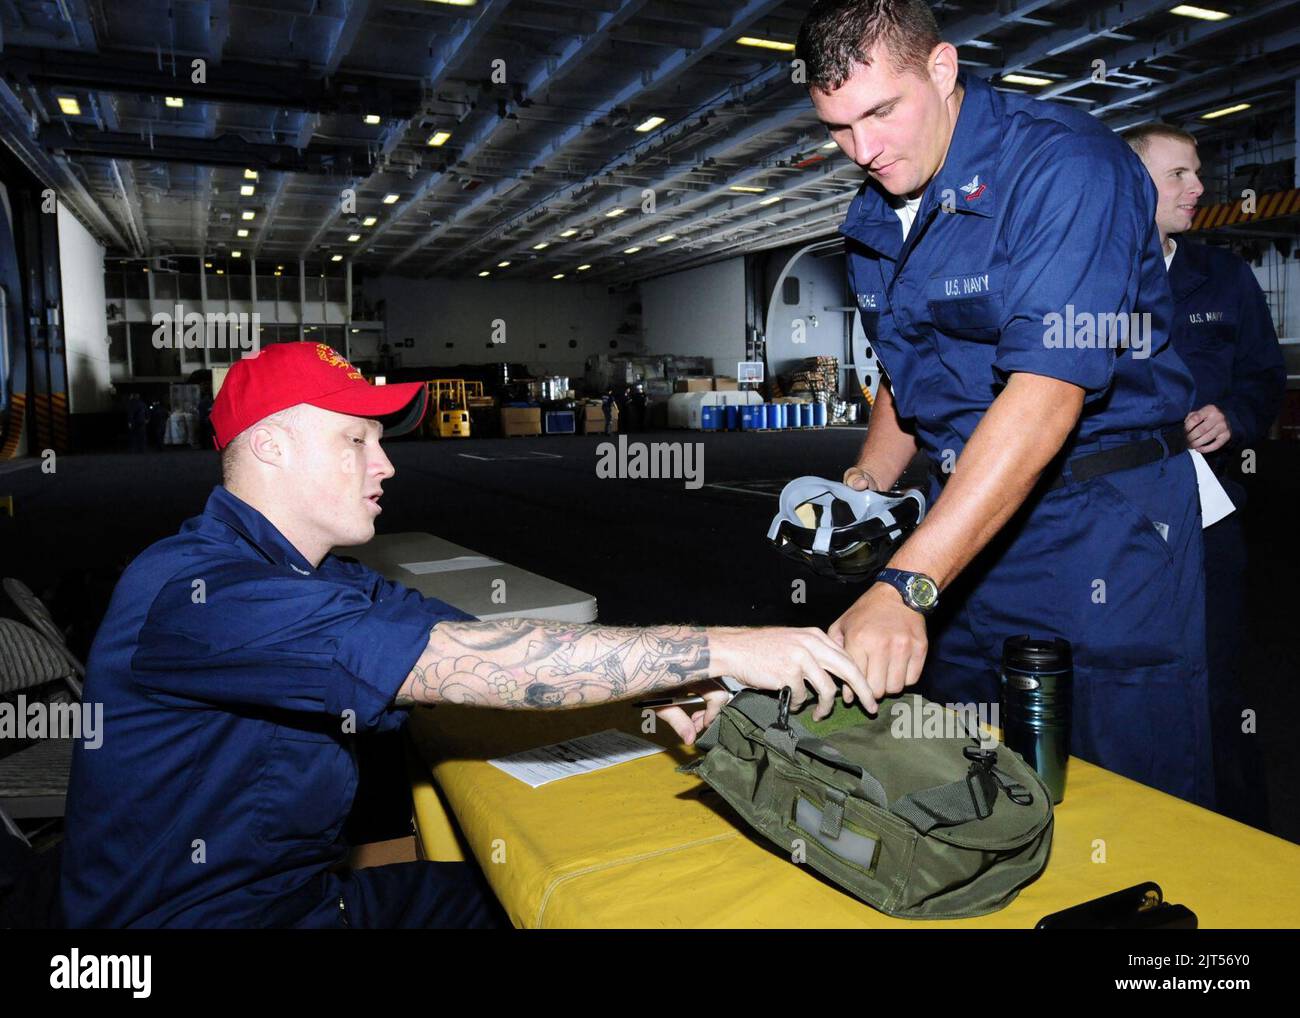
[{"left": 752, "top": 688, "right": 889, "bottom": 807}]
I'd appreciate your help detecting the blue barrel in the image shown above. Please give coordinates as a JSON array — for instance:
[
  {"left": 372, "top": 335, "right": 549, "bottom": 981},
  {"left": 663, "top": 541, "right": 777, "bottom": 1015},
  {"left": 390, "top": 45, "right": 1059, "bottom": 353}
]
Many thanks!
[
  {"left": 700, "top": 405, "right": 719, "bottom": 431},
  {"left": 725, "top": 405, "right": 739, "bottom": 431},
  {"left": 780, "top": 403, "right": 793, "bottom": 429},
  {"left": 766, "top": 403, "right": 781, "bottom": 429},
  {"left": 799, "top": 403, "right": 813, "bottom": 428},
  {"left": 813, "top": 401, "right": 827, "bottom": 428},
  {"left": 751, "top": 403, "right": 767, "bottom": 430}
]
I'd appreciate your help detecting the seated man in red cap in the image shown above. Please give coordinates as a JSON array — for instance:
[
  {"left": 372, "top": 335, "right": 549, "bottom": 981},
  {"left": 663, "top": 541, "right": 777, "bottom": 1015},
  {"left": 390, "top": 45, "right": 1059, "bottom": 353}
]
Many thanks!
[{"left": 60, "top": 342, "right": 871, "bottom": 929}]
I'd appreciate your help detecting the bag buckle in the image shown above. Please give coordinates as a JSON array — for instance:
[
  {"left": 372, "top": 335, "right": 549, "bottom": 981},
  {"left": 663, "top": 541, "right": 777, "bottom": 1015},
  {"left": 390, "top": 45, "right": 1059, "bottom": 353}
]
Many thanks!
[
  {"left": 775, "top": 686, "right": 792, "bottom": 731},
  {"left": 993, "top": 767, "right": 1034, "bottom": 806},
  {"left": 964, "top": 744, "right": 998, "bottom": 819}
]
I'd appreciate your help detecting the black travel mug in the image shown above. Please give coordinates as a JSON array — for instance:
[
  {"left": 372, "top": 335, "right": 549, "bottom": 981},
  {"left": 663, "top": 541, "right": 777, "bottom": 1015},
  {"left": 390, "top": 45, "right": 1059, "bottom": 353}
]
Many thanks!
[{"left": 1000, "top": 636, "right": 1073, "bottom": 805}]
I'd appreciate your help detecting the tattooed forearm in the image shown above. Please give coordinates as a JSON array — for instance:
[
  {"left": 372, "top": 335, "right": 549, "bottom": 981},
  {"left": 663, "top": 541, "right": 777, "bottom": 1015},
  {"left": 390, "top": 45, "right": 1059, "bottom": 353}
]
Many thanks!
[{"left": 394, "top": 620, "right": 712, "bottom": 709}]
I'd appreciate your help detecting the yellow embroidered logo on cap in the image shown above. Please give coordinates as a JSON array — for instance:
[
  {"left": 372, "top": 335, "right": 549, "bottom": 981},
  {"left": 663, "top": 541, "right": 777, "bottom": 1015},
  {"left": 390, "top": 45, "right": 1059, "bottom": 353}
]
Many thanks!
[{"left": 315, "top": 343, "right": 363, "bottom": 381}]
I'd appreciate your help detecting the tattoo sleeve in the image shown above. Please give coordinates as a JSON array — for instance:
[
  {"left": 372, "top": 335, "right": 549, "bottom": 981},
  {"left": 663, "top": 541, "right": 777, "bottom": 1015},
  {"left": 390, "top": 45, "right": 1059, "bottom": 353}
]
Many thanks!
[{"left": 393, "top": 619, "right": 711, "bottom": 709}]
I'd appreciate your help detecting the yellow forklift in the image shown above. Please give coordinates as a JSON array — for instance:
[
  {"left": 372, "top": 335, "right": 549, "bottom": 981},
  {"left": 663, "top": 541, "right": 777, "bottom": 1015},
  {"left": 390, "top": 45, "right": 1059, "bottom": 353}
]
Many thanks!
[
  {"left": 426, "top": 379, "right": 471, "bottom": 438},
  {"left": 464, "top": 380, "right": 495, "bottom": 411}
]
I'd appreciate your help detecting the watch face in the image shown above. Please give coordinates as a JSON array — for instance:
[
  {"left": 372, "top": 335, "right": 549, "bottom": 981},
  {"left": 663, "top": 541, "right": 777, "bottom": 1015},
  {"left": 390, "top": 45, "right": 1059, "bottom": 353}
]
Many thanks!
[{"left": 906, "top": 575, "right": 939, "bottom": 609}]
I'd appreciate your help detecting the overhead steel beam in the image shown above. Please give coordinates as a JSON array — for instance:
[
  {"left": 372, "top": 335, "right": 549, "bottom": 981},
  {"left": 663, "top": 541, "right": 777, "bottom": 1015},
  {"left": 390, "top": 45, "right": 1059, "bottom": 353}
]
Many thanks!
[
  {"left": 351, "top": 0, "right": 650, "bottom": 263},
  {"left": 38, "top": 125, "right": 375, "bottom": 175},
  {"left": 940, "top": 0, "right": 1058, "bottom": 47},
  {"left": 195, "top": 164, "right": 213, "bottom": 257},
  {"left": 450, "top": 128, "right": 832, "bottom": 276},
  {"left": 251, "top": 172, "right": 290, "bottom": 258},
  {"left": 110, "top": 157, "right": 148, "bottom": 255},
  {"left": 0, "top": 45, "right": 425, "bottom": 117},
  {"left": 297, "top": 0, "right": 514, "bottom": 260},
  {"left": 597, "top": 194, "right": 855, "bottom": 285},
  {"left": 410, "top": 0, "right": 1075, "bottom": 275},
  {"left": 384, "top": 0, "right": 791, "bottom": 270},
  {"left": 0, "top": 78, "right": 129, "bottom": 250},
  {"left": 999, "top": 0, "right": 1173, "bottom": 76},
  {"left": 207, "top": 0, "right": 232, "bottom": 66},
  {"left": 424, "top": 0, "right": 514, "bottom": 81},
  {"left": 437, "top": 95, "right": 812, "bottom": 273},
  {"left": 1097, "top": 34, "right": 1300, "bottom": 120},
  {"left": 323, "top": 0, "right": 372, "bottom": 78},
  {"left": 1036, "top": 0, "right": 1295, "bottom": 102}
]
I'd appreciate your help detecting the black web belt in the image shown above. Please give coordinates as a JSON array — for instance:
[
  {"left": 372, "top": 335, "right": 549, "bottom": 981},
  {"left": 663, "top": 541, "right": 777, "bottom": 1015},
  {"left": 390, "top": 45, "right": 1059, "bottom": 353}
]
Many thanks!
[{"left": 932, "top": 424, "right": 1189, "bottom": 492}]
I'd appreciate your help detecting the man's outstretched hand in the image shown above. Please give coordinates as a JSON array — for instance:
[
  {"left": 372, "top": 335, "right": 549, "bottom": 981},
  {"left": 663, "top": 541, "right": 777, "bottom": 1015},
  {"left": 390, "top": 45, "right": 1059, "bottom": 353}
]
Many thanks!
[{"left": 658, "top": 625, "right": 880, "bottom": 745}]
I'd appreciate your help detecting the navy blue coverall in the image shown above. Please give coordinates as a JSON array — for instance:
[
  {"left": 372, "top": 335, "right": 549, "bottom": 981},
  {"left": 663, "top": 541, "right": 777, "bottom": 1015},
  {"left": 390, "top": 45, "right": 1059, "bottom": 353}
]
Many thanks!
[
  {"left": 1167, "top": 237, "right": 1285, "bottom": 824},
  {"left": 61, "top": 486, "right": 503, "bottom": 928},
  {"left": 844, "top": 72, "right": 1213, "bottom": 806}
]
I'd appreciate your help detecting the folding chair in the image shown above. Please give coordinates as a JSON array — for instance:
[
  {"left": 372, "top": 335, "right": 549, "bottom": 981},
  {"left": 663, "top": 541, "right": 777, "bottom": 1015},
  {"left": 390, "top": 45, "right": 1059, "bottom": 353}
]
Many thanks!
[
  {"left": 2, "top": 578, "right": 84, "bottom": 699},
  {"left": 0, "top": 619, "right": 81, "bottom": 820}
]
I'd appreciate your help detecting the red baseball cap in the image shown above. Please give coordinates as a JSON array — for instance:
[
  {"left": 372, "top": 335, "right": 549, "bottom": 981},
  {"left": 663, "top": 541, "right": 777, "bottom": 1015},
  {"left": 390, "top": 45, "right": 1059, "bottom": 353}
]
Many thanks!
[{"left": 210, "top": 342, "right": 427, "bottom": 449}]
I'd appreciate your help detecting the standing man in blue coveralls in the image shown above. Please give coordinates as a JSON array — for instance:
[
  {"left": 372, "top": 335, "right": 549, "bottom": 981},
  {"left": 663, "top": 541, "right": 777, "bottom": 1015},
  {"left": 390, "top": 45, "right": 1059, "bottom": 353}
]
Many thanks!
[
  {"left": 61, "top": 341, "right": 872, "bottom": 929},
  {"left": 1125, "top": 123, "right": 1286, "bottom": 825},
  {"left": 796, "top": 0, "right": 1215, "bottom": 806}
]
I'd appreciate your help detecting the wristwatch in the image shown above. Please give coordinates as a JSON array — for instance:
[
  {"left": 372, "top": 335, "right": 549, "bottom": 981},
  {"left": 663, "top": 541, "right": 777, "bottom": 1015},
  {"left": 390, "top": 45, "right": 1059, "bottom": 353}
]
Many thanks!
[{"left": 874, "top": 568, "right": 940, "bottom": 615}]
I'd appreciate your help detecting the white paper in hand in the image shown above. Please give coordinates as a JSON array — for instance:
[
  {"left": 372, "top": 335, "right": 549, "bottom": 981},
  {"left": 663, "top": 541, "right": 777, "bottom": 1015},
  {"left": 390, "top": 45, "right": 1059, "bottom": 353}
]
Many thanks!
[{"left": 1189, "top": 449, "right": 1235, "bottom": 528}]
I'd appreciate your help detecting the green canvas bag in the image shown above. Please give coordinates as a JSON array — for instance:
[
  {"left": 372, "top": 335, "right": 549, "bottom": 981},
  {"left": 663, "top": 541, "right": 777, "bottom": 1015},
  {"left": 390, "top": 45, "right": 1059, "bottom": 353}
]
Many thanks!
[{"left": 681, "top": 689, "right": 1054, "bottom": 919}]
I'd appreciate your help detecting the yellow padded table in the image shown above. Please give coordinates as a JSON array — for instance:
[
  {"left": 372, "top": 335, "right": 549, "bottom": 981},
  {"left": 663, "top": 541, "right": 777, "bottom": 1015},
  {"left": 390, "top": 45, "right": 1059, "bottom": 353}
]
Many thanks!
[{"left": 406, "top": 701, "right": 1300, "bottom": 928}]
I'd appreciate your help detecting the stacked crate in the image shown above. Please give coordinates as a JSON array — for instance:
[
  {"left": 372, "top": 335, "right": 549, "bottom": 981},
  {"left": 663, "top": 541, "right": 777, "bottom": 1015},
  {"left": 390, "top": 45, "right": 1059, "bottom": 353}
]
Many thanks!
[{"left": 789, "top": 356, "right": 839, "bottom": 401}]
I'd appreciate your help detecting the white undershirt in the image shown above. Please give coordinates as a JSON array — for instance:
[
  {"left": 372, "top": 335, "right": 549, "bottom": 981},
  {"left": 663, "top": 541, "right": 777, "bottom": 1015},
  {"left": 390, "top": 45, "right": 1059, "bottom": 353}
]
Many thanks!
[
  {"left": 1164, "top": 237, "right": 1177, "bottom": 270},
  {"left": 895, "top": 196, "right": 923, "bottom": 239}
]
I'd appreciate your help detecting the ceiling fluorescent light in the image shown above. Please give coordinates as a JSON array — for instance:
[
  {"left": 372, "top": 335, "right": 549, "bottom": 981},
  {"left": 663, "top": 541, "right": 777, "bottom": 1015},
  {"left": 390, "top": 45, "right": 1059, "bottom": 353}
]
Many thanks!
[
  {"left": 1200, "top": 102, "right": 1250, "bottom": 119},
  {"left": 1001, "top": 73, "right": 1053, "bottom": 86},
  {"left": 1171, "top": 5, "right": 1230, "bottom": 20},
  {"left": 737, "top": 36, "right": 795, "bottom": 52}
]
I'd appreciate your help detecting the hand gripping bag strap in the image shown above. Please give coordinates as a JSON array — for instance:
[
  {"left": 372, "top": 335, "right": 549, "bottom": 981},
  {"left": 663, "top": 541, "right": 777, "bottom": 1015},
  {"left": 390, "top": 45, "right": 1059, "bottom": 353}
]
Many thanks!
[{"left": 703, "top": 691, "right": 889, "bottom": 808}]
